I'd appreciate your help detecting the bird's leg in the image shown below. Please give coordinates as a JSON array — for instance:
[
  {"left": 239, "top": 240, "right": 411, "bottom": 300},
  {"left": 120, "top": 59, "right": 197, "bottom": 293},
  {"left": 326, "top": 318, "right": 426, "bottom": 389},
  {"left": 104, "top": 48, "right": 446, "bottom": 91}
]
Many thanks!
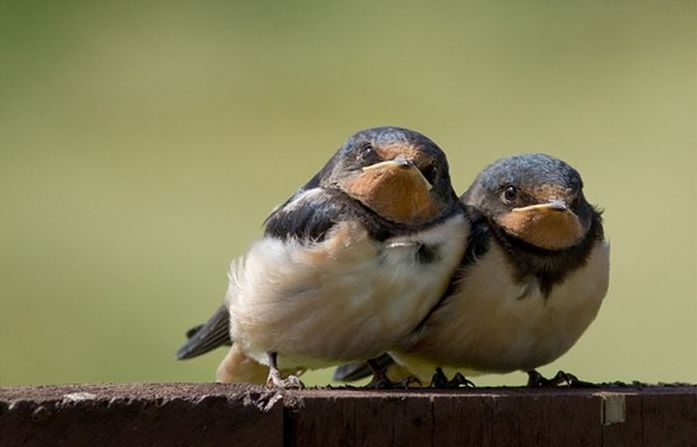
[
  {"left": 526, "top": 370, "right": 595, "bottom": 388},
  {"left": 265, "top": 352, "right": 304, "bottom": 389},
  {"left": 395, "top": 375, "right": 423, "bottom": 389},
  {"left": 526, "top": 370, "right": 549, "bottom": 387},
  {"left": 363, "top": 358, "right": 423, "bottom": 389},
  {"left": 429, "top": 367, "right": 449, "bottom": 388},
  {"left": 430, "top": 368, "right": 474, "bottom": 389},
  {"left": 365, "top": 358, "right": 397, "bottom": 389},
  {"left": 448, "top": 372, "right": 476, "bottom": 388}
]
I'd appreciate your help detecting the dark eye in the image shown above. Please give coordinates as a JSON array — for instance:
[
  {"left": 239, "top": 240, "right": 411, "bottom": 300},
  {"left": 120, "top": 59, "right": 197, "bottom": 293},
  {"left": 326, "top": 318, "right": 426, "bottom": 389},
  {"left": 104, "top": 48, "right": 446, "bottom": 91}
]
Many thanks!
[
  {"left": 569, "top": 194, "right": 580, "bottom": 209},
  {"left": 421, "top": 164, "right": 438, "bottom": 184},
  {"left": 502, "top": 185, "right": 518, "bottom": 203},
  {"left": 358, "top": 142, "right": 378, "bottom": 164}
]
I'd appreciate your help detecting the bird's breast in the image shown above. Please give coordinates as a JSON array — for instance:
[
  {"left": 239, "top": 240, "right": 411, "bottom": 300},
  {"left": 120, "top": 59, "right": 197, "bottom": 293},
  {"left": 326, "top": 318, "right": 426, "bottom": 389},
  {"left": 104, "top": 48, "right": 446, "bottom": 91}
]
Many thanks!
[
  {"left": 399, "top": 239, "right": 610, "bottom": 375},
  {"left": 227, "top": 213, "right": 469, "bottom": 370}
]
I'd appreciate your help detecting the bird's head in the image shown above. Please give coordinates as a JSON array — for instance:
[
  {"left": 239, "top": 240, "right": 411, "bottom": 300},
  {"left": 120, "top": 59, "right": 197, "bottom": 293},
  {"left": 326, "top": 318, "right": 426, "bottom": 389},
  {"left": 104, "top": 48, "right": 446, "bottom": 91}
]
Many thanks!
[
  {"left": 319, "top": 127, "right": 458, "bottom": 226},
  {"left": 463, "top": 153, "right": 596, "bottom": 250}
]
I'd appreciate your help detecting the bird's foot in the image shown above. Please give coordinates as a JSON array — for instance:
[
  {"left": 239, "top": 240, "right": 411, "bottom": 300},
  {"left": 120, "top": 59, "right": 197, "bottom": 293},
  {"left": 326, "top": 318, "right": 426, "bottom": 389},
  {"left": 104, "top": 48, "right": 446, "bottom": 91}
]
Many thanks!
[
  {"left": 365, "top": 374, "right": 422, "bottom": 390},
  {"left": 430, "top": 368, "right": 475, "bottom": 389},
  {"left": 526, "top": 370, "right": 596, "bottom": 388},
  {"left": 265, "top": 366, "right": 305, "bottom": 390},
  {"left": 265, "top": 351, "right": 305, "bottom": 389},
  {"left": 397, "top": 376, "right": 423, "bottom": 389}
]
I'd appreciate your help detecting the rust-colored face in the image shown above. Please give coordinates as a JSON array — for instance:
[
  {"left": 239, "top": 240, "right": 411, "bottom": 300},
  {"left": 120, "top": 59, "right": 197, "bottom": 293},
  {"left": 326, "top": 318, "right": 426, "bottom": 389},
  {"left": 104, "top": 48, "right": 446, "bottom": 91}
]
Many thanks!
[
  {"left": 494, "top": 182, "right": 584, "bottom": 250},
  {"left": 465, "top": 153, "right": 592, "bottom": 251},
  {"left": 338, "top": 143, "right": 441, "bottom": 225},
  {"left": 496, "top": 203, "right": 584, "bottom": 250}
]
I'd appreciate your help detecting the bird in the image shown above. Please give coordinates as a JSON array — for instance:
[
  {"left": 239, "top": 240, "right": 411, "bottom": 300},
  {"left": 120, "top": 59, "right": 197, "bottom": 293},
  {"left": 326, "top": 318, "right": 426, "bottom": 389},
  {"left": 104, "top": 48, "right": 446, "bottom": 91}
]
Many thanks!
[
  {"left": 334, "top": 153, "right": 609, "bottom": 387},
  {"left": 176, "top": 126, "right": 470, "bottom": 388}
]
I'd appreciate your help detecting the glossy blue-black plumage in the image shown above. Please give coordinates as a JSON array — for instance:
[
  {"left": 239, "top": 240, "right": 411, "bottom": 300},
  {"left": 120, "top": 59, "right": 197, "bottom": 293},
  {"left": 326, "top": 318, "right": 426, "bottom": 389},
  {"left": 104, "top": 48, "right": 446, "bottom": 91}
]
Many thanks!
[
  {"left": 264, "top": 126, "right": 460, "bottom": 244},
  {"left": 264, "top": 191, "right": 346, "bottom": 243},
  {"left": 471, "top": 153, "right": 583, "bottom": 196}
]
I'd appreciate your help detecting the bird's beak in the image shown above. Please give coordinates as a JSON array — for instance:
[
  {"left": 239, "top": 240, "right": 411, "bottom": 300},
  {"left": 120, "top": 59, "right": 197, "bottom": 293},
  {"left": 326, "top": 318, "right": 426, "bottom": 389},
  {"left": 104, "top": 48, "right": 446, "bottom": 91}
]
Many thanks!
[
  {"left": 499, "top": 199, "right": 584, "bottom": 250},
  {"left": 361, "top": 156, "right": 433, "bottom": 191},
  {"left": 511, "top": 199, "right": 570, "bottom": 214}
]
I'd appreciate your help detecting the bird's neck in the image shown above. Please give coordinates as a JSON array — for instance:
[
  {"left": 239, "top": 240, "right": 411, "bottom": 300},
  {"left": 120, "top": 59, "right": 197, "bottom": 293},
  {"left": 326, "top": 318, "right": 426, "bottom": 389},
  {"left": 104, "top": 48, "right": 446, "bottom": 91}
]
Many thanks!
[{"left": 481, "top": 207, "right": 604, "bottom": 297}]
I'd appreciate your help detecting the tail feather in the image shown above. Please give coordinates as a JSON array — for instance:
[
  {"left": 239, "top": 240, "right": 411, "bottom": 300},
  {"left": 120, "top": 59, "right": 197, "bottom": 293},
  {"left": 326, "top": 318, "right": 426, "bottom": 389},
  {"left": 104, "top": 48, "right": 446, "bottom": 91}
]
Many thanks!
[{"left": 176, "top": 305, "right": 232, "bottom": 360}]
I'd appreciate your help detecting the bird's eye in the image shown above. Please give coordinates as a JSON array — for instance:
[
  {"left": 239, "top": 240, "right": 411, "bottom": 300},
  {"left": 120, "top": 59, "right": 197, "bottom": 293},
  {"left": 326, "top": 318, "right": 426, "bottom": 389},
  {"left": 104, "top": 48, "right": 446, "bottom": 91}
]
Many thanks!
[
  {"left": 569, "top": 194, "right": 580, "bottom": 209},
  {"left": 421, "top": 164, "right": 438, "bottom": 184},
  {"left": 502, "top": 185, "right": 518, "bottom": 203},
  {"left": 358, "top": 142, "right": 378, "bottom": 164}
]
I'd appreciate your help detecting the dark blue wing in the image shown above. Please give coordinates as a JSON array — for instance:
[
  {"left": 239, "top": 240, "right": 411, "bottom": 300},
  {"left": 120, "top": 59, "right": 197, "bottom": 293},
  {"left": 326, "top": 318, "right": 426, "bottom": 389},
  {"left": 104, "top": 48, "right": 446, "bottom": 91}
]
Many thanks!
[{"left": 264, "top": 188, "right": 349, "bottom": 243}]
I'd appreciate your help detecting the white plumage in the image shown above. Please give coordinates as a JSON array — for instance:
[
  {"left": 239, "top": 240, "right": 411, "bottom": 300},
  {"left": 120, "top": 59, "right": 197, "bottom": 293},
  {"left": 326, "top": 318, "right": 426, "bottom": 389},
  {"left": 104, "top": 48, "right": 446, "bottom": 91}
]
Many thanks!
[
  {"left": 392, "top": 240, "right": 610, "bottom": 379},
  {"left": 226, "top": 201, "right": 469, "bottom": 371}
]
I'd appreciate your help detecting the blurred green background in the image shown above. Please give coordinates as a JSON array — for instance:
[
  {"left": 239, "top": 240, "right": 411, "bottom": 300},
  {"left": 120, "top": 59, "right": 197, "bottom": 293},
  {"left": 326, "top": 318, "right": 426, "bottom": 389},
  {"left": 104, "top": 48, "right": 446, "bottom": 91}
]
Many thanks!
[{"left": 1, "top": 0, "right": 695, "bottom": 387}]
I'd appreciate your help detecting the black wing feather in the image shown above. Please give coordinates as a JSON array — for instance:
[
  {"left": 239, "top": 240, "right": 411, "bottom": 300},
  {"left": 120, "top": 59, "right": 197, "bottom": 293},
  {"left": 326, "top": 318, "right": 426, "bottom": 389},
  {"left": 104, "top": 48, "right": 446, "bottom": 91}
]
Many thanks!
[
  {"left": 264, "top": 189, "right": 348, "bottom": 242},
  {"left": 264, "top": 187, "right": 410, "bottom": 243},
  {"left": 176, "top": 305, "right": 232, "bottom": 360},
  {"left": 177, "top": 190, "right": 350, "bottom": 361}
]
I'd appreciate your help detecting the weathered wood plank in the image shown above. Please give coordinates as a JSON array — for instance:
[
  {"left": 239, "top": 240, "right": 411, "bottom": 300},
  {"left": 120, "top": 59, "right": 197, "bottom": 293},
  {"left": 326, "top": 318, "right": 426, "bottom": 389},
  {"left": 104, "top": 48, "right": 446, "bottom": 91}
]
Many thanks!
[
  {"left": 0, "top": 383, "right": 284, "bottom": 447},
  {"left": 641, "top": 391, "right": 697, "bottom": 447},
  {"left": 431, "top": 393, "right": 492, "bottom": 445},
  {"left": 1, "top": 384, "right": 695, "bottom": 447}
]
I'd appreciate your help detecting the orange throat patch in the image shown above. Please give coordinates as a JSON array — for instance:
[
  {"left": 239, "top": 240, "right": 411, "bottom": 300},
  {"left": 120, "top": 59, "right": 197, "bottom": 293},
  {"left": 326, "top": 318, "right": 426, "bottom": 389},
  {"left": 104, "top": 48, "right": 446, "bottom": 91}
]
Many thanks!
[
  {"left": 341, "top": 166, "right": 440, "bottom": 225},
  {"left": 496, "top": 208, "right": 584, "bottom": 250}
]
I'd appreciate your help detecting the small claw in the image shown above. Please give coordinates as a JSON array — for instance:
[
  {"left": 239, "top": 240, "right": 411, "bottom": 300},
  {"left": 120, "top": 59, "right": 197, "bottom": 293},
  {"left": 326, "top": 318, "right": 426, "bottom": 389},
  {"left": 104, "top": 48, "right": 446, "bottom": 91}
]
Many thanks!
[
  {"left": 430, "top": 368, "right": 474, "bottom": 389},
  {"left": 527, "top": 370, "right": 596, "bottom": 388},
  {"left": 449, "top": 372, "right": 475, "bottom": 388},
  {"left": 266, "top": 368, "right": 305, "bottom": 389},
  {"left": 365, "top": 377, "right": 396, "bottom": 389},
  {"left": 365, "top": 364, "right": 396, "bottom": 389},
  {"left": 264, "top": 351, "right": 305, "bottom": 389},
  {"left": 281, "top": 375, "right": 306, "bottom": 390},
  {"left": 266, "top": 374, "right": 305, "bottom": 389},
  {"left": 365, "top": 375, "right": 421, "bottom": 390},
  {"left": 429, "top": 368, "right": 449, "bottom": 388},
  {"left": 552, "top": 371, "right": 578, "bottom": 386},
  {"left": 397, "top": 376, "right": 423, "bottom": 389},
  {"left": 552, "top": 371, "right": 596, "bottom": 388},
  {"left": 527, "top": 370, "right": 546, "bottom": 387}
]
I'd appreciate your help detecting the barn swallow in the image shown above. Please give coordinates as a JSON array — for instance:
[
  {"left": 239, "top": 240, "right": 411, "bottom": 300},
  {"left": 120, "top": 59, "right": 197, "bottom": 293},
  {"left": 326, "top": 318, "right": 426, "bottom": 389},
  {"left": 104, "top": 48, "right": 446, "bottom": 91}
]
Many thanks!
[
  {"left": 334, "top": 153, "right": 609, "bottom": 387},
  {"left": 177, "top": 126, "right": 470, "bottom": 388}
]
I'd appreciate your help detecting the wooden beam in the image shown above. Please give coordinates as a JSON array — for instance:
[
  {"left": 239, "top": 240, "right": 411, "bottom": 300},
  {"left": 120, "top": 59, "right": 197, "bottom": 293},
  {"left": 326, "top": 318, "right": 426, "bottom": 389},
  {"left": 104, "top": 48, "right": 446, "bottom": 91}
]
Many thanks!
[{"left": 1, "top": 383, "right": 695, "bottom": 447}]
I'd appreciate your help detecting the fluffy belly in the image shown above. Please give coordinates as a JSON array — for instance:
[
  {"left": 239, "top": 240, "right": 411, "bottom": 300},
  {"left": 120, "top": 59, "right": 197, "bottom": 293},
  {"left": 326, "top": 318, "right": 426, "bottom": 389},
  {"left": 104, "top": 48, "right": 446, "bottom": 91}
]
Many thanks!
[
  {"left": 228, "top": 216, "right": 468, "bottom": 370},
  {"left": 396, "top": 241, "right": 609, "bottom": 376}
]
